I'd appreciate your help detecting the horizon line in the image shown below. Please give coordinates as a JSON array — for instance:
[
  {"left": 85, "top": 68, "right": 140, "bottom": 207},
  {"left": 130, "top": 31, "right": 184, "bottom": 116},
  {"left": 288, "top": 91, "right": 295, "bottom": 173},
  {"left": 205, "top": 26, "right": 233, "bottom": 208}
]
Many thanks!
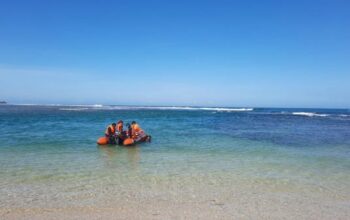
[{"left": 2, "top": 102, "right": 349, "bottom": 110}]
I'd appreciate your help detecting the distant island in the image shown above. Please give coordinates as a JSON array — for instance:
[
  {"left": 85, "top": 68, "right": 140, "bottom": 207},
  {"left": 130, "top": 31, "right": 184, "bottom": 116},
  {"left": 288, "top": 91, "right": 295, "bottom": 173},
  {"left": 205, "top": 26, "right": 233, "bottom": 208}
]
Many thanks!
[{"left": 0, "top": 101, "right": 7, "bottom": 104}]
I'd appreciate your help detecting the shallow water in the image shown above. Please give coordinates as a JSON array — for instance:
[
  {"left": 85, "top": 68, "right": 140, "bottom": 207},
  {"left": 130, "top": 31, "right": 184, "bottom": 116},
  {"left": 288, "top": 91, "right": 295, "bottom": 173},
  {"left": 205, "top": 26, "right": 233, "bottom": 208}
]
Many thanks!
[{"left": 0, "top": 105, "right": 350, "bottom": 218}]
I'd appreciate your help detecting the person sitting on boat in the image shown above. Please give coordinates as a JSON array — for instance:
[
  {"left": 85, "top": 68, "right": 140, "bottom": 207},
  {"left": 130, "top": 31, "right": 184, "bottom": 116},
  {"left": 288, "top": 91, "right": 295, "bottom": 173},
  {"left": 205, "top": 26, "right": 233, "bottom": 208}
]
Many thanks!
[
  {"left": 131, "top": 121, "right": 146, "bottom": 141},
  {"left": 105, "top": 123, "right": 117, "bottom": 144}
]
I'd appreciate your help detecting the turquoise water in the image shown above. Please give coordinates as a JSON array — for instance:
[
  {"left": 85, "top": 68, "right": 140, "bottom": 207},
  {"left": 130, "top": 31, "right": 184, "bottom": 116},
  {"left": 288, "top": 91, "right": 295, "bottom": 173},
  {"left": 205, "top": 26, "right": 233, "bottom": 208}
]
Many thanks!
[{"left": 0, "top": 105, "right": 350, "bottom": 210}]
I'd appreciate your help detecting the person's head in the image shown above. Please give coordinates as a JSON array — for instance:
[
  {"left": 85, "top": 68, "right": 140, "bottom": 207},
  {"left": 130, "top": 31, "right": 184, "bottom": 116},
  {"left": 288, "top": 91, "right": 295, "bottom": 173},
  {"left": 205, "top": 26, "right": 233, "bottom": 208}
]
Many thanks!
[
  {"left": 112, "top": 123, "right": 116, "bottom": 127},
  {"left": 131, "top": 121, "right": 136, "bottom": 125},
  {"left": 118, "top": 120, "right": 123, "bottom": 124}
]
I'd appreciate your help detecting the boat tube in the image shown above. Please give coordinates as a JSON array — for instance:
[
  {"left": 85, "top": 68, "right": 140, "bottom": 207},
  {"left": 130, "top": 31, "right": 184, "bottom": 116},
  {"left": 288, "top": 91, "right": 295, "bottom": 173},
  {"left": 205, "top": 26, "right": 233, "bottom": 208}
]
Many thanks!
[{"left": 97, "top": 135, "right": 151, "bottom": 146}]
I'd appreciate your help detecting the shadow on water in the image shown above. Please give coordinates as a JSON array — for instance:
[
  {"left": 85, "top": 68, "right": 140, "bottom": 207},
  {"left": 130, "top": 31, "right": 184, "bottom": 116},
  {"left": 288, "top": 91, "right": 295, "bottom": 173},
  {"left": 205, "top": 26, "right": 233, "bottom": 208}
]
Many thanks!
[{"left": 97, "top": 145, "right": 140, "bottom": 170}]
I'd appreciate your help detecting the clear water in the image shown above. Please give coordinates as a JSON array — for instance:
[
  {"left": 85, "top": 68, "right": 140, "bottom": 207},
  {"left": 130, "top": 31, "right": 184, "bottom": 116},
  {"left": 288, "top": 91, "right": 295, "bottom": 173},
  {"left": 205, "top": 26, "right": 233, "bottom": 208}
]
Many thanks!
[{"left": 0, "top": 105, "right": 349, "bottom": 211}]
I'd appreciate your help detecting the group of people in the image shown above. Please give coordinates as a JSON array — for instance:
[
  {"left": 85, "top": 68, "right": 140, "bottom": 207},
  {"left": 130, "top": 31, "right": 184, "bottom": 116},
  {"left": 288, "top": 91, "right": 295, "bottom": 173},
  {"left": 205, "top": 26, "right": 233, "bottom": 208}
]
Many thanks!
[{"left": 104, "top": 120, "right": 147, "bottom": 145}]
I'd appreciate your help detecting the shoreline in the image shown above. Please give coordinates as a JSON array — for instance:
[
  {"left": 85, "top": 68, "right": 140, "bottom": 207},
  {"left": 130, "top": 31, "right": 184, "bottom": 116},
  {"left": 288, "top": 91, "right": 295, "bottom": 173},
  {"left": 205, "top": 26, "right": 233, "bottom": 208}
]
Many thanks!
[
  {"left": 2, "top": 190, "right": 349, "bottom": 219},
  {"left": 1, "top": 173, "right": 349, "bottom": 220}
]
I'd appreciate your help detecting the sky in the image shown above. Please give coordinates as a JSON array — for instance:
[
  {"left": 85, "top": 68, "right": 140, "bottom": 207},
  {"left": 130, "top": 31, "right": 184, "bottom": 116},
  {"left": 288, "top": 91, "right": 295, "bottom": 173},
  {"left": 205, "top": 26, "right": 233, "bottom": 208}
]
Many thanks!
[{"left": 0, "top": 0, "right": 349, "bottom": 108}]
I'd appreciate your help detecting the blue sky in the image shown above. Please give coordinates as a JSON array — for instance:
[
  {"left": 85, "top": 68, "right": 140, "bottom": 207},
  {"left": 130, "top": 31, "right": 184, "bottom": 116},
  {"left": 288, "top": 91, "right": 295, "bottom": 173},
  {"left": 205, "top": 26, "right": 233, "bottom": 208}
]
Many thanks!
[{"left": 0, "top": 0, "right": 349, "bottom": 107}]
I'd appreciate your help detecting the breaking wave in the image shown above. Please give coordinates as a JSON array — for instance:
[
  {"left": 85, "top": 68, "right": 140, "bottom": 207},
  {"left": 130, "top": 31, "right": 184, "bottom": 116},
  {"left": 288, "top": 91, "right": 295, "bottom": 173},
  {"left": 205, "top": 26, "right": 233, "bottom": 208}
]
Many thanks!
[
  {"left": 58, "top": 105, "right": 254, "bottom": 112},
  {"left": 131, "top": 107, "right": 254, "bottom": 112},
  {"left": 59, "top": 108, "right": 90, "bottom": 111},
  {"left": 292, "top": 112, "right": 329, "bottom": 117}
]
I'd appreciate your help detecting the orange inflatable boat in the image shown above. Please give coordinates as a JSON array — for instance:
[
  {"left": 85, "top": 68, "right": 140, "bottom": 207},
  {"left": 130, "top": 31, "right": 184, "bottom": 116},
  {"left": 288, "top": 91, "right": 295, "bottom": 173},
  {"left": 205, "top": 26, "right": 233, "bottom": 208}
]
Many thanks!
[
  {"left": 97, "top": 135, "right": 151, "bottom": 146},
  {"left": 97, "top": 137, "right": 109, "bottom": 145},
  {"left": 123, "top": 138, "right": 135, "bottom": 146}
]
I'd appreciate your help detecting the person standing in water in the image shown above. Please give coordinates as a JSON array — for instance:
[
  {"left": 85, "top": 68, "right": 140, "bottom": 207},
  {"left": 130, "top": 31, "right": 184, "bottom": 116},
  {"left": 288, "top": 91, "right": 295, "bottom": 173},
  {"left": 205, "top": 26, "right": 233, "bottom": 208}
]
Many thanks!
[
  {"left": 126, "top": 123, "right": 132, "bottom": 138},
  {"left": 117, "top": 120, "right": 124, "bottom": 133},
  {"left": 105, "top": 123, "right": 117, "bottom": 144},
  {"left": 116, "top": 120, "right": 125, "bottom": 145}
]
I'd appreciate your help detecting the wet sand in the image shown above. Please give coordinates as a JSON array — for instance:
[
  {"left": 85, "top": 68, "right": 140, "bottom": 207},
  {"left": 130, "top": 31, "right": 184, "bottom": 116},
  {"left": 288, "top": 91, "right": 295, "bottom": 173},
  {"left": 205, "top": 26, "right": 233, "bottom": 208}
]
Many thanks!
[{"left": 2, "top": 177, "right": 349, "bottom": 220}]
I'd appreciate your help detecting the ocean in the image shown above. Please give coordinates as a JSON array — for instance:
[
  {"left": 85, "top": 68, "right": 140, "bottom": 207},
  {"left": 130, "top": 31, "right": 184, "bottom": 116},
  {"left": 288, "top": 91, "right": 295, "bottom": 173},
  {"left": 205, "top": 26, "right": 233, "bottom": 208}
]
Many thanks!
[{"left": 0, "top": 104, "right": 349, "bottom": 219}]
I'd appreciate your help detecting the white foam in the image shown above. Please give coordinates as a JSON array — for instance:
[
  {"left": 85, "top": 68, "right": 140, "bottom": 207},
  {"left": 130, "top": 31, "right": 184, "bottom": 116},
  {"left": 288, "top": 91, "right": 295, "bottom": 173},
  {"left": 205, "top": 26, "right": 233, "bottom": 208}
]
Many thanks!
[
  {"left": 13, "top": 103, "right": 104, "bottom": 108},
  {"left": 10, "top": 103, "right": 254, "bottom": 112},
  {"left": 63, "top": 104, "right": 104, "bottom": 108},
  {"left": 92, "top": 104, "right": 103, "bottom": 108},
  {"left": 292, "top": 112, "right": 329, "bottom": 117},
  {"left": 120, "top": 106, "right": 254, "bottom": 112},
  {"left": 132, "top": 106, "right": 195, "bottom": 110},
  {"left": 57, "top": 105, "right": 254, "bottom": 112},
  {"left": 197, "top": 107, "right": 253, "bottom": 112},
  {"left": 59, "top": 108, "right": 90, "bottom": 111},
  {"left": 13, "top": 103, "right": 63, "bottom": 106}
]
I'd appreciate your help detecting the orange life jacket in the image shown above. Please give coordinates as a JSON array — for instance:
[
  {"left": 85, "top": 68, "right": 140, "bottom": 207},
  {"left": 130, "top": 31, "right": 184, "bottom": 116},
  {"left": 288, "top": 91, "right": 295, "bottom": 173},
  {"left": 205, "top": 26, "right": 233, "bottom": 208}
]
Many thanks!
[
  {"left": 132, "top": 124, "right": 142, "bottom": 133},
  {"left": 105, "top": 125, "right": 116, "bottom": 135},
  {"left": 131, "top": 123, "right": 143, "bottom": 138}
]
